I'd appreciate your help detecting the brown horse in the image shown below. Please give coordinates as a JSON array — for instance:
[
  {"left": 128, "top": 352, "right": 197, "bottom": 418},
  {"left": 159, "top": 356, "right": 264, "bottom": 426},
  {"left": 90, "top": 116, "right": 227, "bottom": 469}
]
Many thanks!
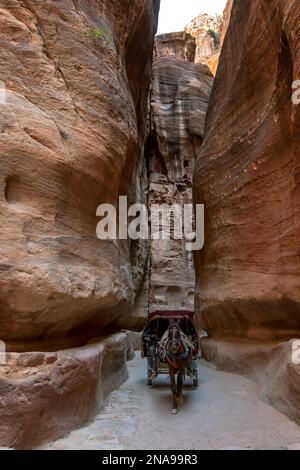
[{"left": 159, "top": 320, "right": 193, "bottom": 414}]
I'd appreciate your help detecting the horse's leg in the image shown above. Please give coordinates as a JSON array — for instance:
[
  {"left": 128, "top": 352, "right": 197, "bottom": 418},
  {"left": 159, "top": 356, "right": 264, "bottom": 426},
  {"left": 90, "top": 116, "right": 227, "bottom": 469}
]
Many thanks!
[
  {"left": 177, "top": 370, "right": 184, "bottom": 405},
  {"left": 170, "top": 367, "right": 178, "bottom": 414}
]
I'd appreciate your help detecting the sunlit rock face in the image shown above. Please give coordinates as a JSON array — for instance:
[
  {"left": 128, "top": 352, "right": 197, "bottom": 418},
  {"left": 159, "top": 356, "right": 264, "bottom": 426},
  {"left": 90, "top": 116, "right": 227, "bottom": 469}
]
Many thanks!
[
  {"left": 185, "top": 14, "right": 221, "bottom": 65},
  {"left": 184, "top": 7, "right": 233, "bottom": 76},
  {"left": 0, "top": 333, "right": 134, "bottom": 449},
  {"left": 0, "top": 0, "right": 159, "bottom": 348},
  {"left": 201, "top": 336, "right": 300, "bottom": 425},
  {"left": 194, "top": 0, "right": 300, "bottom": 341},
  {"left": 208, "top": 0, "right": 233, "bottom": 76},
  {"left": 220, "top": 0, "right": 233, "bottom": 47},
  {"left": 154, "top": 31, "right": 195, "bottom": 62},
  {"left": 145, "top": 35, "right": 213, "bottom": 312}
]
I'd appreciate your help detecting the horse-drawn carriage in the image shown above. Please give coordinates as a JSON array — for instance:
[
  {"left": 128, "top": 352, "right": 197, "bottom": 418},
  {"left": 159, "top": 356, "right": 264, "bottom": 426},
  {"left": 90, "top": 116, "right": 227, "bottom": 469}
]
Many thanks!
[{"left": 141, "top": 310, "right": 199, "bottom": 388}]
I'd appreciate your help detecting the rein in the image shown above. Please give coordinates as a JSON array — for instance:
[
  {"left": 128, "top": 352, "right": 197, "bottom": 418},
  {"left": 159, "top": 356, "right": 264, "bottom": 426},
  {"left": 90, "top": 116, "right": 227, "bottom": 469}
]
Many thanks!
[
  {"left": 163, "top": 328, "right": 190, "bottom": 370},
  {"left": 165, "top": 349, "right": 187, "bottom": 370}
]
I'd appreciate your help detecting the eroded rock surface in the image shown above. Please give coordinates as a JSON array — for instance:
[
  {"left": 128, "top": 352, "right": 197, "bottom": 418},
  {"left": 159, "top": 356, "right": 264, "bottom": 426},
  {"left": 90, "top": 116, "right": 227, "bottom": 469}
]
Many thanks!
[
  {"left": 220, "top": 0, "right": 233, "bottom": 47},
  {"left": 262, "top": 340, "right": 300, "bottom": 424},
  {"left": 194, "top": 0, "right": 300, "bottom": 341},
  {"left": 0, "top": 333, "right": 134, "bottom": 449},
  {"left": 207, "top": 0, "right": 233, "bottom": 76},
  {"left": 201, "top": 338, "right": 276, "bottom": 379},
  {"left": 201, "top": 337, "right": 300, "bottom": 425},
  {"left": 183, "top": 6, "right": 233, "bottom": 76},
  {"left": 185, "top": 13, "right": 221, "bottom": 65},
  {"left": 0, "top": 0, "right": 159, "bottom": 347},
  {"left": 154, "top": 31, "right": 195, "bottom": 62},
  {"left": 144, "top": 35, "right": 213, "bottom": 312}
]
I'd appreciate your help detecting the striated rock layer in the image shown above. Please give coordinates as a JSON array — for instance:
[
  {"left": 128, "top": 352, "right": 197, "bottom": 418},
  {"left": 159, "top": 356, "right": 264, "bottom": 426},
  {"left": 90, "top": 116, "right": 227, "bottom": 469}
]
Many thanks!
[
  {"left": 220, "top": 0, "right": 233, "bottom": 47},
  {"left": 0, "top": 333, "right": 134, "bottom": 449},
  {"left": 154, "top": 31, "right": 195, "bottom": 63},
  {"left": 144, "top": 34, "right": 213, "bottom": 312},
  {"left": 194, "top": 0, "right": 300, "bottom": 342},
  {"left": 0, "top": 0, "right": 159, "bottom": 348},
  {"left": 185, "top": 13, "right": 221, "bottom": 65},
  {"left": 207, "top": 0, "right": 233, "bottom": 76}
]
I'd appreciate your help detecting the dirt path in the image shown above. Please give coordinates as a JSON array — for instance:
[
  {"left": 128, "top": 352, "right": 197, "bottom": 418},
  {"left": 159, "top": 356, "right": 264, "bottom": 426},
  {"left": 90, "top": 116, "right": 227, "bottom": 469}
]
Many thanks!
[{"left": 42, "top": 356, "right": 300, "bottom": 450}]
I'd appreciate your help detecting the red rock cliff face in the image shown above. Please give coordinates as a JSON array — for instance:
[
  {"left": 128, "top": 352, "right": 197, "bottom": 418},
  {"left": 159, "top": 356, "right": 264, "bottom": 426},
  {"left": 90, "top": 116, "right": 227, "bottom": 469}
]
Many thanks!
[
  {"left": 145, "top": 34, "right": 213, "bottom": 312},
  {"left": 220, "top": 0, "right": 233, "bottom": 47},
  {"left": 194, "top": 0, "right": 300, "bottom": 341},
  {"left": 154, "top": 31, "right": 196, "bottom": 62},
  {"left": 185, "top": 14, "right": 221, "bottom": 65},
  {"left": 0, "top": 0, "right": 159, "bottom": 348}
]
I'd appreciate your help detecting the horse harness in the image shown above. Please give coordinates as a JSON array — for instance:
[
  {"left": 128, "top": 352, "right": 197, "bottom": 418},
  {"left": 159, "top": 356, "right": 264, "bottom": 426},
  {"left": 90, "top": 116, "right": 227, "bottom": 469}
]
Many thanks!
[{"left": 158, "top": 328, "right": 193, "bottom": 370}]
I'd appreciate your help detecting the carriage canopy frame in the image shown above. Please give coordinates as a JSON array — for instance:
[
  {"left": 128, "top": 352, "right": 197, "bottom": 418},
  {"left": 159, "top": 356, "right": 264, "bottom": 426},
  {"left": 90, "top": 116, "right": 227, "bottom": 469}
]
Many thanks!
[
  {"left": 141, "top": 309, "right": 200, "bottom": 386},
  {"left": 142, "top": 310, "right": 199, "bottom": 357}
]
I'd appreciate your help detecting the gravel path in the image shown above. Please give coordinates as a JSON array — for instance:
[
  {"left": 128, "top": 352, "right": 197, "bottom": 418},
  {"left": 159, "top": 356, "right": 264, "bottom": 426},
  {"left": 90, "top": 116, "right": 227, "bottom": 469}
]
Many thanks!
[{"left": 42, "top": 356, "right": 300, "bottom": 450}]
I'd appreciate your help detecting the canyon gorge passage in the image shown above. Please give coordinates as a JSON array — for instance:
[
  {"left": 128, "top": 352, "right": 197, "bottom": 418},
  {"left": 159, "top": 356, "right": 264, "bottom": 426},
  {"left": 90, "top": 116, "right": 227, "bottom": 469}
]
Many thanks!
[{"left": 0, "top": 0, "right": 299, "bottom": 450}]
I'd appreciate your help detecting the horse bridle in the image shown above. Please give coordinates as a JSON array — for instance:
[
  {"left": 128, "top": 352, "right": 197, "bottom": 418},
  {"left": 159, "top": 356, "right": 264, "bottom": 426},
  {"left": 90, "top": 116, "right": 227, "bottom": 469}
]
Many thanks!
[{"left": 164, "top": 326, "right": 189, "bottom": 368}]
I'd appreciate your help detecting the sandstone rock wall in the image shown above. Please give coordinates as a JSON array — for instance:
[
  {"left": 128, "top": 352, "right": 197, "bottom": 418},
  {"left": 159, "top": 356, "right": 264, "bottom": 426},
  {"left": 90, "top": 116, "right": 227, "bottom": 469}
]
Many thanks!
[
  {"left": 201, "top": 337, "right": 300, "bottom": 425},
  {"left": 154, "top": 32, "right": 195, "bottom": 62},
  {"left": 207, "top": 0, "right": 233, "bottom": 76},
  {"left": 220, "top": 0, "right": 233, "bottom": 47},
  {"left": 183, "top": 6, "right": 233, "bottom": 76},
  {"left": 262, "top": 340, "right": 300, "bottom": 424},
  {"left": 185, "top": 14, "right": 221, "bottom": 65},
  {"left": 145, "top": 35, "right": 213, "bottom": 312},
  {"left": 192, "top": 0, "right": 300, "bottom": 428},
  {"left": 194, "top": 0, "right": 300, "bottom": 341},
  {"left": 0, "top": 0, "right": 159, "bottom": 348},
  {"left": 0, "top": 333, "right": 134, "bottom": 449}
]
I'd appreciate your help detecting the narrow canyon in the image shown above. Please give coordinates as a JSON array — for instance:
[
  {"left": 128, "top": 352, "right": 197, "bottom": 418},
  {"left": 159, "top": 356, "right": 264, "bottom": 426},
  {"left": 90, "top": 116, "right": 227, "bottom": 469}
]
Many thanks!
[{"left": 0, "top": 0, "right": 299, "bottom": 450}]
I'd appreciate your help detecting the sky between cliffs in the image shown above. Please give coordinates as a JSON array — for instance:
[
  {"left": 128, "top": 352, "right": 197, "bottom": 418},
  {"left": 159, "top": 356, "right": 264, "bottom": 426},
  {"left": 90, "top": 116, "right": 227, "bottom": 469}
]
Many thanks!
[{"left": 157, "top": 0, "right": 227, "bottom": 35}]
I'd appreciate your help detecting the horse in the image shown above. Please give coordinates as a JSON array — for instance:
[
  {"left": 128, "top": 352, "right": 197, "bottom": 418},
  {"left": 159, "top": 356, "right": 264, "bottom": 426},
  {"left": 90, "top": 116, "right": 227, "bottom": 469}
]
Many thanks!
[{"left": 159, "top": 319, "right": 193, "bottom": 414}]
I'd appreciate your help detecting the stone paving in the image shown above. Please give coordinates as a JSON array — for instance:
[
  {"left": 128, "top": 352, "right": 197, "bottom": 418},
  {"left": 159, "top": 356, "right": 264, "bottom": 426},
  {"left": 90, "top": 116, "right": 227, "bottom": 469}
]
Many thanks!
[{"left": 42, "top": 356, "right": 300, "bottom": 450}]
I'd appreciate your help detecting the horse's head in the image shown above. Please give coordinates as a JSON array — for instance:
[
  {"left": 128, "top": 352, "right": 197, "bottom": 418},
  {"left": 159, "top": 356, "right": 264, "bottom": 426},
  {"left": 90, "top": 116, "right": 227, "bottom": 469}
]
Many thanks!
[{"left": 167, "top": 320, "right": 185, "bottom": 355}]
